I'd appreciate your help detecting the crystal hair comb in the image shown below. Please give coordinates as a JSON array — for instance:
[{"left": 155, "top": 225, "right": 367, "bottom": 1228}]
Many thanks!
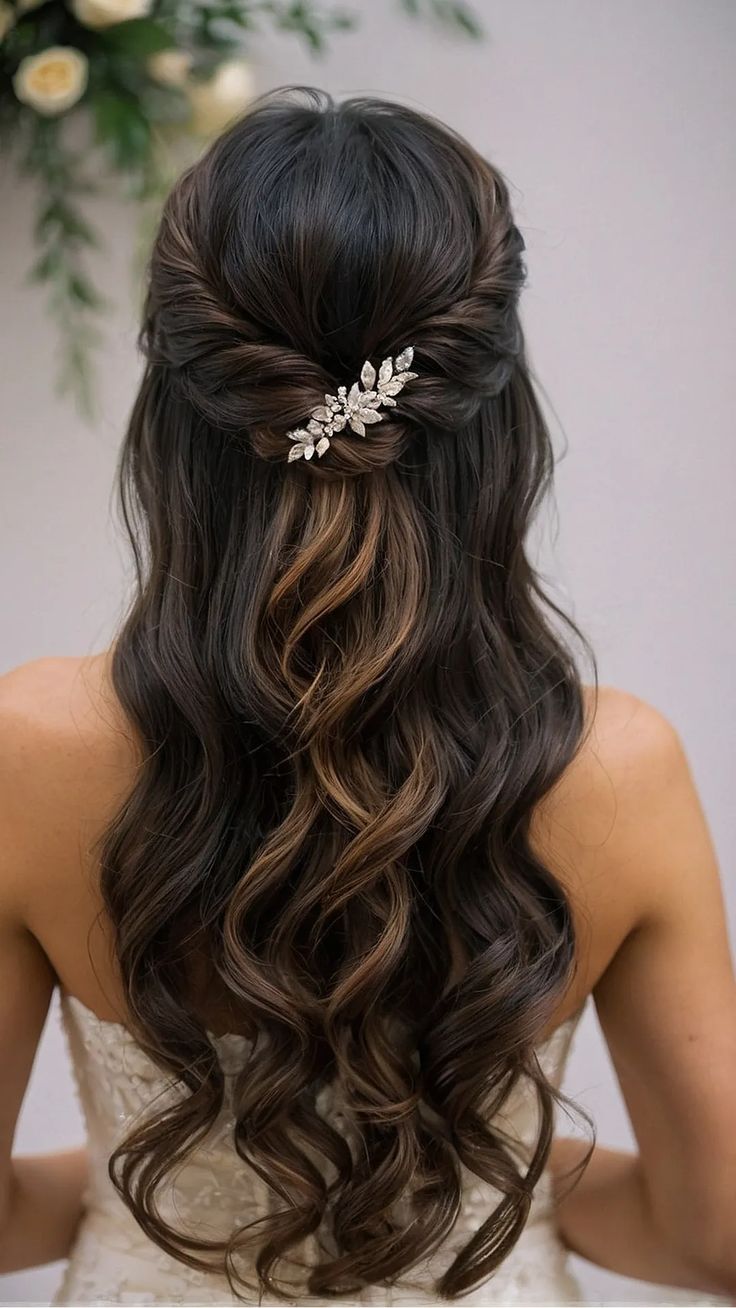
[{"left": 286, "top": 345, "right": 418, "bottom": 462}]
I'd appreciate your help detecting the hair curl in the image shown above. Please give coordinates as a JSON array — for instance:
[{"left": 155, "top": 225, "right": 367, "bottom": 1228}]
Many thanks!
[{"left": 100, "top": 86, "right": 597, "bottom": 1301}]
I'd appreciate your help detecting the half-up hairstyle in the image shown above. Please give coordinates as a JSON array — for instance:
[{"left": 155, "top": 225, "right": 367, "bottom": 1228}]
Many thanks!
[{"left": 100, "top": 86, "right": 597, "bottom": 1301}]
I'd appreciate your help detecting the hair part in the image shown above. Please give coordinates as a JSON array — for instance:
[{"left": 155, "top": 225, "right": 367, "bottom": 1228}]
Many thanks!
[{"left": 100, "top": 86, "right": 596, "bottom": 1300}]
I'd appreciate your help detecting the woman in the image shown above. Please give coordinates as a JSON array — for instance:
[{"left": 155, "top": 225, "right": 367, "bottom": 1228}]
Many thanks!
[{"left": 0, "top": 89, "right": 734, "bottom": 1306}]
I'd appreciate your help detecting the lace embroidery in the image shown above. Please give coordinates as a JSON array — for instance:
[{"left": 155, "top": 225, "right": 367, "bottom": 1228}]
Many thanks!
[{"left": 52, "top": 991, "right": 587, "bottom": 1306}]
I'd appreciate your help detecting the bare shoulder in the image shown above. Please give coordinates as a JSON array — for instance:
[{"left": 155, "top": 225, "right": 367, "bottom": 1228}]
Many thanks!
[
  {"left": 579, "top": 680, "right": 684, "bottom": 792},
  {"left": 536, "top": 681, "right": 687, "bottom": 846},
  {"left": 0, "top": 652, "right": 135, "bottom": 920},
  {"left": 545, "top": 689, "right": 735, "bottom": 1288},
  {"left": 562, "top": 690, "right": 735, "bottom": 1285},
  {"left": 581, "top": 680, "right": 685, "bottom": 781},
  {"left": 0, "top": 651, "right": 130, "bottom": 780},
  {"left": 532, "top": 683, "right": 705, "bottom": 988},
  {"left": 0, "top": 652, "right": 97, "bottom": 730}
]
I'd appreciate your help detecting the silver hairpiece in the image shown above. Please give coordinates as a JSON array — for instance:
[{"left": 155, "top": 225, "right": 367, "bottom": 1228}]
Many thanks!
[{"left": 286, "top": 345, "right": 418, "bottom": 462}]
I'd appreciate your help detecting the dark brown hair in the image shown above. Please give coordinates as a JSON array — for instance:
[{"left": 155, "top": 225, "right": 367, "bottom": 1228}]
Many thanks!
[{"left": 101, "top": 86, "right": 596, "bottom": 1300}]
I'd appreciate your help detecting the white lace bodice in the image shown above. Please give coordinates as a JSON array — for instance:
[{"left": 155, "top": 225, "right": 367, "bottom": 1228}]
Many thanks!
[{"left": 53, "top": 988, "right": 587, "bottom": 1306}]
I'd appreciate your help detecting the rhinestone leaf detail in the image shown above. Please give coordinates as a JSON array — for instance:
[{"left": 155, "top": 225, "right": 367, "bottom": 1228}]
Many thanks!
[{"left": 285, "top": 345, "right": 417, "bottom": 460}]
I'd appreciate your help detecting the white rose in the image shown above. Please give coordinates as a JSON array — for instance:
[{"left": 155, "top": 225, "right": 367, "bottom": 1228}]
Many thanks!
[
  {"left": 0, "top": 2, "right": 14, "bottom": 42},
  {"left": 147, "top": 48, "right": 194, "bottom": 88},
  {"left": 70, "top": 0, "right": 153, "bottom": 29},
  {"left": 188, "top": 59, "right": 254, "bottom": 137},
  {"left": 13, "top": 46, "right": 89, "bottom": 116}
]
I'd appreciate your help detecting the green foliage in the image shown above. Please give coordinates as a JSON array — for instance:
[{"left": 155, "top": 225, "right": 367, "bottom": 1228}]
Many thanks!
[
  {"left": 2, "top": 0, "right": 482, "bottom": 414},
  {"left": 99, "top": 18, "right": 175, "bottom": 56},
  {"left": 398, "top": 0, "right": 483, "bottom": 38},
  {"left": 92, "top": 91, "right": 152, "bottom": 173},
  {"left": 21, "top": 117, "right": 106, "bottom": 419},
  {"left": 255, "top": 2, "right": 357, "bottom": 53}
]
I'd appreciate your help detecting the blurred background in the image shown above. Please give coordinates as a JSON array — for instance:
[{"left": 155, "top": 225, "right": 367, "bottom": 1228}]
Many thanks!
[{"left": 1, "top": 0, "right": 735, "bottom": 1303}]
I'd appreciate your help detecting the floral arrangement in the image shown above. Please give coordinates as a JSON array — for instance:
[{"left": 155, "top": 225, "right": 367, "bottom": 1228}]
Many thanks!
[{"left": 0, "top": 0, "right": 481, "bottom": 412}]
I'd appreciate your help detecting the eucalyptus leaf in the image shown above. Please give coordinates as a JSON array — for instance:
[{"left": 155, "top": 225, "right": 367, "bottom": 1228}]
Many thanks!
[
  {"left": 68, "top": 273, "right": 107, "bottom": 311},
  {"left": 29, "top": 248, "right": 63, "bottom": 283},
  {"left": 443, "top": 1, "right": 483, "bottom": 37}
]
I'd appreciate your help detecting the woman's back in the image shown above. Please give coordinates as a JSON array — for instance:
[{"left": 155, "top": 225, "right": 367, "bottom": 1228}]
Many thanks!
[
  {"left": 0, "top": 655, "right": 634, "bottom": 1305},
  {"left": 3, "top": 653, "right": 619, "bottom": 1039},
  {"left": 4, "top": 651, "right": 733, "bottom": 1305}
]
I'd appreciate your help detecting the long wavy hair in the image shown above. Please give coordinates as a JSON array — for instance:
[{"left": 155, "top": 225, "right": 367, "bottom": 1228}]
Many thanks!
[{"left": 100, "top": 87, "right": 597, "bottom": 1301}]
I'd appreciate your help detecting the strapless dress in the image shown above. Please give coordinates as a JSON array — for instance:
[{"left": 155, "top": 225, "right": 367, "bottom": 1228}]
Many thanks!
[{"left": 52, "top": 988, "right": 588, "bottom": 1306}]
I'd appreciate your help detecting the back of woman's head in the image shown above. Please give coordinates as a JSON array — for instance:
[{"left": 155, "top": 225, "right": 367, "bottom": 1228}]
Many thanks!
[{"left": 104, "top": 87, "right": 595, "bottom": 1301}]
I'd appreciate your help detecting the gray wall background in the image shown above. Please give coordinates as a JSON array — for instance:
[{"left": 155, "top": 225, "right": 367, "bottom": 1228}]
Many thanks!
[{"left": 1, "top": 1, "right": 734, "bottom": 1303}]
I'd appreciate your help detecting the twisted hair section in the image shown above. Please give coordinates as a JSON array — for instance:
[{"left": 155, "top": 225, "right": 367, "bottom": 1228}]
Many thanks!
[{"left": 100, "top": 87, "right": 597, "bottom": 1300}]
